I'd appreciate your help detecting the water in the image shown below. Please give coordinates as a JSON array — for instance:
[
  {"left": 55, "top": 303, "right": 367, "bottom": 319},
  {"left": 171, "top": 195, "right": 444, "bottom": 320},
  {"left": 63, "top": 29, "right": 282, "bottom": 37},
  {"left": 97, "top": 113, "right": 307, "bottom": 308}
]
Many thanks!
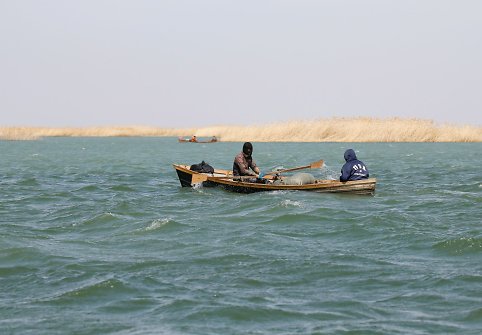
[{"left": 1, "top": 138, "right": 481, "bottom": 335}]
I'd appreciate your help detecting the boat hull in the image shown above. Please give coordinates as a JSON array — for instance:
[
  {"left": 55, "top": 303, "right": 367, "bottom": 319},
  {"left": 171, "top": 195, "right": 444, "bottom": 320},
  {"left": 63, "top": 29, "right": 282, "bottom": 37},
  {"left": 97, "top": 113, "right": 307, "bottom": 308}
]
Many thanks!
[
  {"left": 178, "top": 137, "right": 218, "bottom": 143},
  {"left": 174, "top": 164, "right": 226, "bottom": 188},
  {"left": 173, "top": 164, "right": 376, "bottom": 195},
  {"left": 210, "top": 177, "right": 376, "bottom": 194}
]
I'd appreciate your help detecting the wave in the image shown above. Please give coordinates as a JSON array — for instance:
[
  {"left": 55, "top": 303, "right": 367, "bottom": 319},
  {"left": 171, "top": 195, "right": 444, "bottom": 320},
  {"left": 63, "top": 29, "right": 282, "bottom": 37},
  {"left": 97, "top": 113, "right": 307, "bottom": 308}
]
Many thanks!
[
  {"left": 144, "top": 218, "right": 172, "bottom": 231},
  {"left": 1, "top": 117, "right": 481, "bottom": 142},
  {"left": 111, "top": 185, "right": 136, "bottom": 192},
  {"left": 53, "top": 278, "right": 133, "bottom": 300},
  {"left": 464, "top": 307, "right": 482, "bottom": 322},
  {"left": 74, "top": 184, "right": 102, "bottom": 192},
  {"left": 433, "top": 236, "right": 482, "bottom": 255},
  {"left": 17, "top": 177, "right": 40, "bottom": 186},
  {"left": 74, "top": 212, "right": 119, "bottom": 227}
]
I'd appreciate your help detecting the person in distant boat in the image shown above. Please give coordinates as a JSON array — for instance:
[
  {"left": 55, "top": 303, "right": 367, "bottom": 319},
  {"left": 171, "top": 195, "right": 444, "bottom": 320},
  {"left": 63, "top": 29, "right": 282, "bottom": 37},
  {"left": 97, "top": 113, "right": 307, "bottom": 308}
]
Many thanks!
[
  {"left": 233, "top": 142, "right": 262, "bottom": 178},
  {"left": 340, "top": 149, "right": 369, "bottom": 182},
  {"left": 211, "top": 136, "right": 217, "bottom": 142},
  {"left": 189, "top": 135, "right": 198, "bottom": 142}
]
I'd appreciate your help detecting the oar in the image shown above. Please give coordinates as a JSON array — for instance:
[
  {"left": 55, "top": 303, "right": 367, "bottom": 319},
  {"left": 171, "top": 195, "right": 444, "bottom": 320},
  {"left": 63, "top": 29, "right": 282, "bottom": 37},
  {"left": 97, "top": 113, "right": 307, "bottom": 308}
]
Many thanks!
[
  {"left": 190, "top": 159, "right": 324, "bottom": 183},
  {"left": 191, "top": 173, "right": 257, "bottom": 184},
  {"left": 264, "top": 159, "right": 324, "bottom": 176},
  {"left": 191, "top": 173, "right": 210, "bottom": 184}
]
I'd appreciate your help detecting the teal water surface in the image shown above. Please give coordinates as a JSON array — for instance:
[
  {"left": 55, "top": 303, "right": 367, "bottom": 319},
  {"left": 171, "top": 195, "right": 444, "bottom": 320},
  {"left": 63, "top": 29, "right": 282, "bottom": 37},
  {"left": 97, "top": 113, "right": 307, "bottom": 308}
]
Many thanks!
[{"left": 1, "top": 138, "right": 481, "bottom": 335}]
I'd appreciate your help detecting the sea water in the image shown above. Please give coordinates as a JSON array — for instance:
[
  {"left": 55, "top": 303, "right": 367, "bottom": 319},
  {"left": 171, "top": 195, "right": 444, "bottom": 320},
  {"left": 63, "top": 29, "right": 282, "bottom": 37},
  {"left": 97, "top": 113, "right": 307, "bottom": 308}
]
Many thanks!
[{"left": 1, "top": 138, "right": 481, "bottom": 335}]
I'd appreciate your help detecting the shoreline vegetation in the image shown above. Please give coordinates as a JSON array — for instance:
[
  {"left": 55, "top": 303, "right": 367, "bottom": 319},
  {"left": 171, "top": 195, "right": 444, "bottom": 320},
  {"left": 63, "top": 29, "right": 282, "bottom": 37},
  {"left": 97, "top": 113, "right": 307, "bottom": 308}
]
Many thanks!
[{"left": 1, "top": 118, "right": 481, "bottom": 142}]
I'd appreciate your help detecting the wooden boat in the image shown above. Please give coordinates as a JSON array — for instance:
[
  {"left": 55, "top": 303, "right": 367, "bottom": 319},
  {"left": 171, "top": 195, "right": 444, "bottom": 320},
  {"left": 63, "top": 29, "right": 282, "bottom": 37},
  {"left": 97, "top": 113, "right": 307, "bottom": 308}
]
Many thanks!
[
  {"left": 173, "top": 164, "right": 376, "bottom": 195},
  {"left": 178, "top": 136, "right": 219, "bottom": 143}
]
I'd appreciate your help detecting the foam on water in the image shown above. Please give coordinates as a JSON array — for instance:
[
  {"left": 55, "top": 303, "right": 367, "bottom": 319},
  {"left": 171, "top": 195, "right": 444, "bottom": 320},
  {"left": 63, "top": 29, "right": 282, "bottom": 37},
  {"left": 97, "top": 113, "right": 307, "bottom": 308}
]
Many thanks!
[
  {"left": 145, "top": 218, "right": 171, "bottom": 231},
  {"left": 280, "top": 199, "right": 304, "bottom": 208}
]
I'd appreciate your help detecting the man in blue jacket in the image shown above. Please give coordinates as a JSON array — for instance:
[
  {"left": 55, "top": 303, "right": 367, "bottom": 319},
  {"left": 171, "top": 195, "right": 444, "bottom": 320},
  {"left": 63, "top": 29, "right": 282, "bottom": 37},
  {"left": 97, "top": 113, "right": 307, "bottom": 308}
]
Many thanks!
[{"left": 340, "top": 149, "right": 369, "bottom": 182}]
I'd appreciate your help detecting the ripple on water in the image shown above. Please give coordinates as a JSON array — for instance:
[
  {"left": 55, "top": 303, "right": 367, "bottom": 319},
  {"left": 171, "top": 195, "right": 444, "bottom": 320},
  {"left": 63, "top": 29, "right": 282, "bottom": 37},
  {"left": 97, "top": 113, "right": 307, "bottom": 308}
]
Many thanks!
[
  {"left": 0, "top": 264, "right": 35, "bottom": 277},
  {"left": 111, "top": 185, "right": 136, "bottom": 192},
  {"left": 17, "top": 177, "right": 40, "bottom": 186},
  {"left": 75, "top": 212, "right": 119, "bottom": 226},
  {"left": 464, "top": 308, "right": 482, "bottom": 322},
  {"left": 258, "top": 213, "right": 322, "bottom": 225},
  {"left": 185, "top": 304, "right": 308, "bottom": 323},
  {"left": 75, "top": 184, "right": 102, "bottom": 192},
  {"left": 54, "top": 278, "right": 135, "bottom": 301},
  {"left": 433, "top": 236, "right": 482, "bottom": 255}
]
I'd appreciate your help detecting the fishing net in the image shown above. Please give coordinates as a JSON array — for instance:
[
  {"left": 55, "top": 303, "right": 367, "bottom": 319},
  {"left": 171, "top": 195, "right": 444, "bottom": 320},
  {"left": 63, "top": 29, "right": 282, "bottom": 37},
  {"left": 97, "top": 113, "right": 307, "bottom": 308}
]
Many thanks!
[{"left": 274, "top": 173, "right": 315, "bottom": 185}]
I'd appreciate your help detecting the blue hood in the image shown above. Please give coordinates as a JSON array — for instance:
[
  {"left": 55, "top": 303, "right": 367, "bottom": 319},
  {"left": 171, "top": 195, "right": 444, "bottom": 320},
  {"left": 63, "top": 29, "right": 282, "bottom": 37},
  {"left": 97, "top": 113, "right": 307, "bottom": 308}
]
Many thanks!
[{"left": 344, "top": 149, "right": 357, "bottom": 162}]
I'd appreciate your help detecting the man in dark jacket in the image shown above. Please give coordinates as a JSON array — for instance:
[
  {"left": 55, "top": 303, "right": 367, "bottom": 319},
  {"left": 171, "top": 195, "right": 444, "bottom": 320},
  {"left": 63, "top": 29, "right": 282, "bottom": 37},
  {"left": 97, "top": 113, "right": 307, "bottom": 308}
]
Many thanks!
[
  {"left": 233, "top": 142, "right": 261, "bottom": 177},
  {"left": 340, "top": 149, "right": 369, "bottom": 182}
]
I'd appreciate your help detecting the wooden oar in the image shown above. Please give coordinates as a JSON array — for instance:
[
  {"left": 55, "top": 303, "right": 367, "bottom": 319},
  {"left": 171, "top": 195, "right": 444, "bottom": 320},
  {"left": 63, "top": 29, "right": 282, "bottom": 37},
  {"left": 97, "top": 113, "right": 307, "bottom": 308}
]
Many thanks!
[
  {"left": 264, "top": 159, "right": 324, "bottom": 176},
  {"left": 191, "top": 173, "right": 257, "bottom": 184},
  {"left": 191, "top": 173, "right": 210, "bottom": 184},
  {"left": 190, "top": 159, "right": 323, "bottom": 184}
]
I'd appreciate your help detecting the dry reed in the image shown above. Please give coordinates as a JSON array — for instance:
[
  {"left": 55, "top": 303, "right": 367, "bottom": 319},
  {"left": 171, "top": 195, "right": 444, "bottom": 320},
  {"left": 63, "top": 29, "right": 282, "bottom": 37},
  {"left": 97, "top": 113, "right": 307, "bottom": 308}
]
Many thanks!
[{"left": 1, "top": 118, "right": 481, "bottom": 142}]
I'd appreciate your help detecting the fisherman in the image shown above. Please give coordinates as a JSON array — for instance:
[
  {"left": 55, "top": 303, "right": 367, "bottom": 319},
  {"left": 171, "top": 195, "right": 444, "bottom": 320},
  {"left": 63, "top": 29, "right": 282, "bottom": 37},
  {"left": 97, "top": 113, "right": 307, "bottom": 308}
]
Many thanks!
[
  {"left": 189, "top": 135, "right": 197, "bottom": 142},
  {"left": 340, "top": 149, "right": 369, "bottom": 182},
  {"left": 233, "top": 142, "right": 264, "bottom": 180}
]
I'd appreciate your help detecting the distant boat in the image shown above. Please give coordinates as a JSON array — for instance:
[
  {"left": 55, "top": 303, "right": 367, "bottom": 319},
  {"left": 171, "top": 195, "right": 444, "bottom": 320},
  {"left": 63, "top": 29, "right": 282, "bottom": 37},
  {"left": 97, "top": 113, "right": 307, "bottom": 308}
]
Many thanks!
[
  {"left": 177, "top": 136, "right": 219, "bottom": 143},
  {"left": 173, "top": 164, "right": 376, "bottom": 195}
]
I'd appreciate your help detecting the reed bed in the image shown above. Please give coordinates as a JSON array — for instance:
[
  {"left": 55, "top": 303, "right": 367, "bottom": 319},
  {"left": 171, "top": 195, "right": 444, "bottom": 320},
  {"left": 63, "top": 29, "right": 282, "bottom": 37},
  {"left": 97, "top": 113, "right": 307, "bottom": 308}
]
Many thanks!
[{"left": 1, "top": 118, "right": 481, "bottom": 142}]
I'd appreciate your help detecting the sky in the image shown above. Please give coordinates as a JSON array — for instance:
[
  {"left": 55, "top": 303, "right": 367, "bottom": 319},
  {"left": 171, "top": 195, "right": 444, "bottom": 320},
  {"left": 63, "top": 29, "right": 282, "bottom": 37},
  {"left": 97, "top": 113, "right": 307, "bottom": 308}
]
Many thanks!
[{"left": 1, "top": 0, "right": 481, "bottom": 128}]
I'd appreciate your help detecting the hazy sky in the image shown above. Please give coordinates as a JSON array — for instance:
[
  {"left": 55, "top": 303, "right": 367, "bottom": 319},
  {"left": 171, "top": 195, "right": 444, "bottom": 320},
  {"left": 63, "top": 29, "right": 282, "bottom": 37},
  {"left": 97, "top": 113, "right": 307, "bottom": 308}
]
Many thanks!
[{"left": 1, "top": 0, "right": 481, "bottom": 127}]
